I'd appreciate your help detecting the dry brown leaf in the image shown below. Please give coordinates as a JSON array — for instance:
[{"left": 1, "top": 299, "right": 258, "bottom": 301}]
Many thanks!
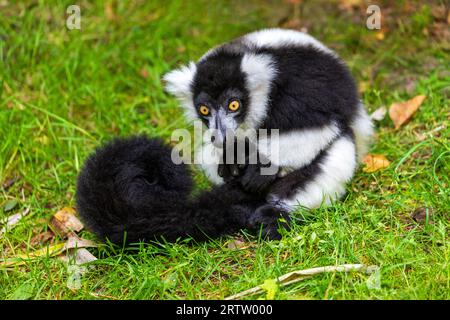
[
  {"left": 30, "top": 231, "right": 54, "bottom": 247},
  {"left": 139, "top": 67, "right": 149, "bottom": 79},
  {"left": 49, "top": 207, "right": 84, "bottom": 237},
  {"left": 389, "top": 95, "right": 426, "bottom": 129},
  {"left": 362, "top": 154, "right": 390, "bottom": 173}
]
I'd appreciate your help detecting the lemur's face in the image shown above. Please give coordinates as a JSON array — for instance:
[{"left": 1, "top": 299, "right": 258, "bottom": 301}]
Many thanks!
[
  {"left": 193, "top": 89, "right": 248, "bottom": 143},
  {"left": 164, "top": 49, "right": 274, "bottom": 143},
  {"left": 192, "top": 54, "right": 250, "bottom": 143}
]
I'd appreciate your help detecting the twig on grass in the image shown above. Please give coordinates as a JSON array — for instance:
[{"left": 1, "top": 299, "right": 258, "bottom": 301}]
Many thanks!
[{"left": 225, "top": 264, "right": 379, "bottom": 300}]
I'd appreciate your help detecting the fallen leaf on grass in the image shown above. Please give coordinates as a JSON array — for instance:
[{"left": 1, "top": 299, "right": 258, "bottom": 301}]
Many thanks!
[
  {"left": 366, "top": 267, "right": 381, "bottom": 290},
  {"left": 9, "top": 282, "right": 35, "bottom": 300},
  {"left": 0, "top": 207, "right": 30, "bottom": 237},
  {"left": 66, "top": 264, "right": 88, "bottom": 290},
  {"left": 370, "top": 106, "right": 387, "bottom": 121},
  {"left": 29, "top": 231, "right": 54, "bottom": 247},
  {"left": 227, "top": 238, "right": 249, "bottom": 250},
  {"left": 225, "top": 264, "right": 378, "bottom": 300},
  {"left": 0, "top": 242, "right": 66, "bottom": 267},
  {"left": 139, "top": 67, "right": 149, "bottom": 79},
  {"left": 65, "top": 234, "right": 98, "bottom": 250},
  {"left": 49, "top": 207, "right": 84, "bottom": 237},
  {"left": 2, "top": 199, "right": 18, "bottom": 212},
  {"left": 411, "top": 207, "right": 434, "bottom": 225},
  {"left": 60, "top": 248, "right": 97, "bottom": 265},
  {"left": 362, "top": 154, "right": 390, "bottom": 173},
  {"left": 61, "top": 238, "right": 98, "bottom": 290},
  {"left": 389, "top": 95, "right": 426, "bottom": 129},
  {"left": 1, "top": 176, "right": 20, "bottom": 191},
  {"left": 0, "top": 234, "right": 98, "bottom": 267}
]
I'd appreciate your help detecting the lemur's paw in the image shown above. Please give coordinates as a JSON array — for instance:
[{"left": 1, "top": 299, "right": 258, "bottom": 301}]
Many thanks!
[
  {"left": 248, "top": 204, "right": 291, "bottom": 240},
  {"left": 239, "top": 165, "right": 277, "bottom": 194},
  {"left": 218, "top": 163, "right": 245, "bottom": 182}
]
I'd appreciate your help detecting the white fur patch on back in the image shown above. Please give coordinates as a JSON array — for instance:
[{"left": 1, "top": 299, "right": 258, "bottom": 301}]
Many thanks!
[
  {"left": 241, "top": 53, "right": 277, "bottom": 129},
  {"left": 351, "top": 102, "right": 374, "bottom": 161},
  {"left": 280, "top": 135, "right": 357, "bottom": 209},
  {"left": 163, "top": 62, "right": 197, "bottom": 122},
  {"left": 258, "top": 122, "right": 341, "bottom": 169},
  {"left": 243, "top": 28, "right": 335, "bottom": 55}
]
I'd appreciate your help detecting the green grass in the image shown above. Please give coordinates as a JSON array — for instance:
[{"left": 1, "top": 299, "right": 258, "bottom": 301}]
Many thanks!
[{"left": 0, "top": 0, "right": 449, "bottom": 299}]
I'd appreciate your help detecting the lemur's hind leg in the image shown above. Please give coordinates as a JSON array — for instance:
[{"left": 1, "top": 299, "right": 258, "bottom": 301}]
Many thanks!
[
  {"left": 247, "top": 133, "right": 361, "bottom": 239},
  {"left": 269, "top": 134, "right": 357, "bottom": 210}
]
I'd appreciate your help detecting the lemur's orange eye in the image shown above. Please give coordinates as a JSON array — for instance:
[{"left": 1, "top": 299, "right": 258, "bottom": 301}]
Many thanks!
[
  {"left": 228, "top": 100, "right": 240, "bottom": 112},
  {"left": 199, "top": 105, "right": 210, "bottom": 116}
]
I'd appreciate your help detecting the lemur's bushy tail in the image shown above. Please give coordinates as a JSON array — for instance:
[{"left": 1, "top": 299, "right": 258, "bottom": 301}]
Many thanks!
[{"left": 76, "top": 136, "right": 264, "bottom": 245}]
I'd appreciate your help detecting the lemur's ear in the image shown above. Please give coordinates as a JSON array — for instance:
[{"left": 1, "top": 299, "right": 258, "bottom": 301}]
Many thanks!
[{"left": 163, "top": 62, "right": 197, "bottom": 99}]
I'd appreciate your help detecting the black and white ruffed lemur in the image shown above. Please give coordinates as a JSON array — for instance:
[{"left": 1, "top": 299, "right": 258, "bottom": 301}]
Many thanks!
[{"left": 76, "top": 29, "right": 373, "bottom": 244}]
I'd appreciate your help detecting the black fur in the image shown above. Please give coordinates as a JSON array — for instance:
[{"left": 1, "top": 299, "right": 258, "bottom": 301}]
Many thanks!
[
  {"left": 219, "top": 137, "right": 279, "bottom": 195},
  {"left": 258, "top": 45, "right": 359, "bottom": 131},
  {"left": 76, "top": 136, "right": 287, "bottom": 244}
]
